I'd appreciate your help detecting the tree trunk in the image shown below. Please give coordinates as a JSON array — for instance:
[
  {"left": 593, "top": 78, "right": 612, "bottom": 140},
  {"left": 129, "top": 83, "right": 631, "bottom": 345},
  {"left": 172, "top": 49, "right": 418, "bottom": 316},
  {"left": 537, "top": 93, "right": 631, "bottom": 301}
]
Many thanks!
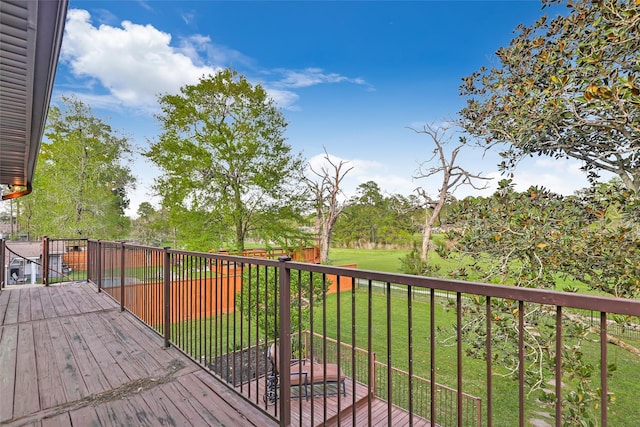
[
  {"left": 234, "top": 185, "right": 244, "bottom": 252},
  {"left": 421, "top": 199, "right": 445, "bottom": 263},
  {"left": 421, "top": 222, "right": 432, "bottom": 262},
  {"left": 320, "top": 227, "right": 330, "bottom": 264}
]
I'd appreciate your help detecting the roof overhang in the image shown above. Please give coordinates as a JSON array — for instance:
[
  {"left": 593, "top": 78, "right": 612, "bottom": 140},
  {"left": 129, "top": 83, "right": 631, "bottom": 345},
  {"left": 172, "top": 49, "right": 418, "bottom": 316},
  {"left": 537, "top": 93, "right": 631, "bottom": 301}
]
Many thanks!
[{"left": 0, "top": 0, "right": 68, "bottom": 200}]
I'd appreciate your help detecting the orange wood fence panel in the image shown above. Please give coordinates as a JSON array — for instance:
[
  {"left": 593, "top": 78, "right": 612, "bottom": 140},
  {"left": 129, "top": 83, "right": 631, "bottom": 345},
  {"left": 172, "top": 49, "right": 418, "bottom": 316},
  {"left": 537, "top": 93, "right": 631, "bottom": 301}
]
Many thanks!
[
  {"left": 104, "top": 261, "right": 355, "bottom": 324},
  {"left": 326, "top": 264, "right": 357, "bottom": 294}
]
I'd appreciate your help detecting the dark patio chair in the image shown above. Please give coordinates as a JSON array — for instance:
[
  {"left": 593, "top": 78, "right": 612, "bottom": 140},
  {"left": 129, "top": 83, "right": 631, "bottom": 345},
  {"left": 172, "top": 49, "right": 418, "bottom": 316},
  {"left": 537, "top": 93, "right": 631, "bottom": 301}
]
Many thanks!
[{"left": 265, "top": 343, "right": 346, "bottom": 402}]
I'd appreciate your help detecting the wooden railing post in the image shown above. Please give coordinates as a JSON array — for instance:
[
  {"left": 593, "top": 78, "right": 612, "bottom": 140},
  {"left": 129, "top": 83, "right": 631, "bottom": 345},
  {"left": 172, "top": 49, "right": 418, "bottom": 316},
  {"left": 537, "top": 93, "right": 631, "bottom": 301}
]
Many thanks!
[
  {"left": 278, "top": 256, "right": 292, "bottom": 427},
  {"left": 42, "top": 236, "right": 49, "bottom": 286},
  {"left": 163, "top": 247, "right": 171, "bottom": 348},
  {"left": 120, "top": 241, "right": 125, "bottom": 312}
]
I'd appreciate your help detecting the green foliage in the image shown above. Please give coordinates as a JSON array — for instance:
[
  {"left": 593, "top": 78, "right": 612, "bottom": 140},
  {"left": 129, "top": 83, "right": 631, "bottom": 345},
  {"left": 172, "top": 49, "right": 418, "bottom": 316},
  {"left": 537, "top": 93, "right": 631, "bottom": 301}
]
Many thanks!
[
  {"left": 445, "top": 180, "right": 578, "bottom": 288},
  {"left": 441, "top": 178, "right": 640, "bottom": 426},
  {"left": 557, "top": 181, "right": 640, "bottom": 298},
  {"left": 333, "top": 181, "right": 421, "bottom": 248},
  {"left": 460, "top": 0, "right": 640, "bottom": 194},
  {"left": 146, "top": 68, "right": 307, "bottom": 251},
  {"left": 399, "top": 245, "right": 441, "bottom": 276},
  {"left": 445, "top": 179, "right": 640, "bottom": 297},
  {"left": 236, "top": 266, "right": 329, "bottom": 341},
  {"left": 130, "top": 202, "right": 173, "bottom": 246},
  {"left": 17, "top": 95, "right": 134, "bottom": 239}
]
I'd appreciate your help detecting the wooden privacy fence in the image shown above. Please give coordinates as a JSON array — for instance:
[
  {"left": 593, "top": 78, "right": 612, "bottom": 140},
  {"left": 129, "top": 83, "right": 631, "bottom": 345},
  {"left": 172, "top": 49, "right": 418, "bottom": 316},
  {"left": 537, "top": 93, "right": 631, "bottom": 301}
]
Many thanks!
[
  {"left": 95, "top": 242, "right": 354, "bottom": 323},
  {"left": 102, "top": 273, "right": 241, "bottom": 325},
  {"left": 102, "top": 266, "right": 357, "bottom": 323},
  {"left": 215, "top": 246, "right": 321, "bottom": 264}
]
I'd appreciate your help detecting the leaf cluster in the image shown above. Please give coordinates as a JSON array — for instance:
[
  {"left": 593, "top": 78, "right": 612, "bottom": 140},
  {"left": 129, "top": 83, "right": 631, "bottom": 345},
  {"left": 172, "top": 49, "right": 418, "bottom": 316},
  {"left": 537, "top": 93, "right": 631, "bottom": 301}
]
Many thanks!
[
  {"left": 445, "top": 179, "right": 640, "bottom": 297},
  {"left": 236, "top": 266, "right": 329, "bottom": 341},
  {"left": 332, "top": 181, "right": 422, "bottom": 248},
  {"left": 460, "top": 0, "right": 640, "bottom": 193}
]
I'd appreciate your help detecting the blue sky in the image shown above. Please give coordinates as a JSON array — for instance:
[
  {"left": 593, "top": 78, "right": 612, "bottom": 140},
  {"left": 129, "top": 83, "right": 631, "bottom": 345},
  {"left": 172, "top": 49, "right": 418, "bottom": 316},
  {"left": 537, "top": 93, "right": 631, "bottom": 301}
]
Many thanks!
[{"left": 53, "top": 0, "right": 595, "bottom": 216}]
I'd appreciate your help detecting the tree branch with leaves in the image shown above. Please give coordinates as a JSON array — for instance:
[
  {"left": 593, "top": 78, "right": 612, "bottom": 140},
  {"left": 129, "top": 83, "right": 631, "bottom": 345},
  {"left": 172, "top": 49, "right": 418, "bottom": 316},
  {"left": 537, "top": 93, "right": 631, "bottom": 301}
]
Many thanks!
[
  {"left": 146, "top": 68, "right": 307, "bottom": 252},
  {"left": 19, "top": 95, "right": 134, "bottom": 239},
  {"left": 460, "top": 0, "right": 640, "bottom": 193}
]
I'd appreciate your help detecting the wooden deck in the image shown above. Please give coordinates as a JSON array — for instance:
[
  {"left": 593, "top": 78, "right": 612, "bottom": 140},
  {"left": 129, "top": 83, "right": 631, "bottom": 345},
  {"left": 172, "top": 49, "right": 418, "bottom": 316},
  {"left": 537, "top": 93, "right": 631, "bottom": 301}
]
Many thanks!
[
  {"left": 0, "top": 281, "right": 431, "bottom": 426},
  {"left": 0, "top": 282, "right": 277, "bottom": 427},
  {"left": 240, "top": 368, "right": 431, "bottom": 426}
]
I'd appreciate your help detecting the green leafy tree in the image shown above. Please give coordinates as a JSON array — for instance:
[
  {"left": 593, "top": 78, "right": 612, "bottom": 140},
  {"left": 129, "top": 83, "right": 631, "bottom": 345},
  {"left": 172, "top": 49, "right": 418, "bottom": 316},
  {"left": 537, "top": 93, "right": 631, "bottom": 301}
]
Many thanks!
[
  {"left": 146, "top": 68, "right": 307, "bottom": 252},
  {"left": 237, "top": 267, "right": 328, "bottom": 341},
  {"left": 380, "top": 193, "right": 422, "bottom": 246},
  {"left": 130, "top": 202, "right": 173, "bottom": 246},
  {"left": 333, "top": 181, "right": 420, "bottom": 248},
  {"left": 554, "top": 180, "right": 640, "bottom": 298},
  {"left": 333, "top": 181, "right": 385, "bottom": 248},
  {"left": 446, "top": 180, "right": 582, "bottom": 287},
  {"left": 18, "top": 96, "right": 134, "bottom": 239},
  {"left": 460, "top": 0, "right": 640, "bottom": 194},
  {"left": 444, "top": 180, "right": 639, "bottom": 425},
  {"left": 446, "top": 179, "right": 640, "bottom": 297}
]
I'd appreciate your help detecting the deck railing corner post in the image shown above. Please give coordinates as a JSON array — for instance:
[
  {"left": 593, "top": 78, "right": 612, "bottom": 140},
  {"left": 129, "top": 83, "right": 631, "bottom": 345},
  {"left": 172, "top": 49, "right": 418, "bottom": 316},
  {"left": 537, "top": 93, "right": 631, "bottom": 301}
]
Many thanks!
[
  {"left": 96, "top": 240, "right": 102, "bottom": 292},
  {"left": 278, "top": 255, "right": 292, "bottom": 427},
  {"left": 0, "top": 237, "right": 5, "bottom": 290}
]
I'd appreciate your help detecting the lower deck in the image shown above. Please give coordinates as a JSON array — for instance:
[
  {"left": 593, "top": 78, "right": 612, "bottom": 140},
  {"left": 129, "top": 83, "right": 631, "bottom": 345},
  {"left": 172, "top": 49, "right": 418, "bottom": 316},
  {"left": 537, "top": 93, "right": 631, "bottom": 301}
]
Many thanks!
[{"left": 238, "top": 365, "right": 431, "bottom": 426}]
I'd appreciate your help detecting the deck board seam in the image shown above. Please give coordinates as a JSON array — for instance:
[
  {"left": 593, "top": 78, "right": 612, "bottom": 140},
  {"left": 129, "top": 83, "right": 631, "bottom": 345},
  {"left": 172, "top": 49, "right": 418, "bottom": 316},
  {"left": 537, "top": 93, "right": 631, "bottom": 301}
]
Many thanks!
[
  {"left": 1, "top": 358, "right": 190, "bottom": 426},
  {"left": 0, "top": 307, "right": 120, "bottom": 327}
]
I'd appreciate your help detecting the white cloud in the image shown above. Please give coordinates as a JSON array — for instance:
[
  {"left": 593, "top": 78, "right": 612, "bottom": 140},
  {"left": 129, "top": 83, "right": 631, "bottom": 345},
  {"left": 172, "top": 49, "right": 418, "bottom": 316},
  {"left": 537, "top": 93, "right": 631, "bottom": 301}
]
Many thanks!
[
  {"left": 274, "top": 68, "right": 367, "bottom": 89},
  {"left": 511, "top": 158, "right": 591, "bottom": 195},
  {"left": 181, "top": 11, "right": 196, "bottom": 25},
  {"left": 62, "top": 9, "right": 217, "bottom": 109},
  {"left": 61, "top": 10, "right": 366, "bottom": 113},
  {"left": 455, "top": 158, "right": 601, "bottom": 200},
  {"left": 137, "top": 1, "right": 153, "bottom": 12},
  {"left": 265, "top": 88, "right": 300, "bottom": 110},
  {"left": 178, "top": 35, "right": 254, "bottom": 69}
]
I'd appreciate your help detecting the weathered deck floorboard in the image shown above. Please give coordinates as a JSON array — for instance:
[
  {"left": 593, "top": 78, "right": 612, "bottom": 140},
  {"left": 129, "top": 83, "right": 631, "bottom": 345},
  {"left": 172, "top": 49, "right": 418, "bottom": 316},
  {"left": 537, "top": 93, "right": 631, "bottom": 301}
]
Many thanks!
[
  {"left": 0, "top": 282, "right": 276, "bottom": 427},
  {"left": 239, "top": 368, "right": 431, "bottom": 426},
  {"left": 1, "top": 281, "right": 432, "bottom": 426}
]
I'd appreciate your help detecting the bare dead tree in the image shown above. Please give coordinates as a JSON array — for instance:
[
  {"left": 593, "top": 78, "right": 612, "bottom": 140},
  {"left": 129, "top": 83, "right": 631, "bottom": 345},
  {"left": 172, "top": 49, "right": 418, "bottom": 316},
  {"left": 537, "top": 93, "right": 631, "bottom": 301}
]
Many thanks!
[
  {"left": 411, "top": 123, "right": 491, "bottom": 262},
  {"left": 305, "top": 149, "right": 353, "bottom": 263}
]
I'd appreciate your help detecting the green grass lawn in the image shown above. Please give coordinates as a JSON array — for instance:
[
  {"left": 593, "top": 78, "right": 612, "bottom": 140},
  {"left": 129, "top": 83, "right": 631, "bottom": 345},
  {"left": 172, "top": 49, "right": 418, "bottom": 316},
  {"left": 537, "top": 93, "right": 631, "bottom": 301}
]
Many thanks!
[
  {"left": 329, "top": 247, "right": 410, "bottom": 272},
  {"left": 167, "top": 281, "right": 639, "bottom": 426},
  {"left": 328, "top": 245, "right": 617, "bottom": 297},
  {"left": 163, "top": 244, "right": 639, "bottom": 426},
  {"left": 329, "top": 244, "right": 481, "bottom": 276}
]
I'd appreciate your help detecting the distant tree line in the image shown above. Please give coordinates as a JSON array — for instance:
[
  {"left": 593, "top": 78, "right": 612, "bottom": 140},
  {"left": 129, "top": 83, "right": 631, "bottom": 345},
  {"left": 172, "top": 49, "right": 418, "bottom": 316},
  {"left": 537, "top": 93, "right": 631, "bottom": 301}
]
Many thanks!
[{"left": 331, "top": 181, "right": 422, "bottom": 249}]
